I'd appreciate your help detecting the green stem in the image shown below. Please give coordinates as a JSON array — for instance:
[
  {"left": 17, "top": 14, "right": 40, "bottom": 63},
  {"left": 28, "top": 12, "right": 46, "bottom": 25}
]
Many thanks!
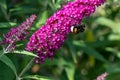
[
  {"left": 0, "top": 44, "right": 11, "bottom": 58},
  {"left": 0, "top": 52, "right": 5, "bottom": 58},
  {"left": 18, "top": 58, "right": 35, "bottom": 78},
  {"left": 0, "top": 44, "right": 5, "bottom": 58}
]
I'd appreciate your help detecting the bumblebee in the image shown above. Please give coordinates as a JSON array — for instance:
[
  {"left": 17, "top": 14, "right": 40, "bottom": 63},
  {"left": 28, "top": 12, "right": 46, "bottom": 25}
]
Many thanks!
[{"left": 71, "top": 24, "right": 86, "bottom": 33}]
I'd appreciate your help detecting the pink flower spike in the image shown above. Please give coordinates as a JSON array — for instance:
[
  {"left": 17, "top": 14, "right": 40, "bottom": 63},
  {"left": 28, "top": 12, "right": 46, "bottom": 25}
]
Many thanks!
[
  {"left": 1, "top": 14, "right": 37, "bottom": 52},
  {"left": 26, "top": 0, "right": 106, "bottom": 63},
  {"left": 96, "top": 72, "right": 108, "bottom": 80}
]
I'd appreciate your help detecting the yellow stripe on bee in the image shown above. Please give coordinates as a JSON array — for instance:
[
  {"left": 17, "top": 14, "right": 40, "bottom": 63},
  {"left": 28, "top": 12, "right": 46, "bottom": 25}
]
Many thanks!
[{"left": 74, "top": 28, "right": 78, "bottom": 33}]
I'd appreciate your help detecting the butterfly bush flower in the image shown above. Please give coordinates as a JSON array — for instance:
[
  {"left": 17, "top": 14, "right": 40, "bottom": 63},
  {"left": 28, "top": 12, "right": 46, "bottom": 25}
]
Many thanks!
[
  {"left": 1, "top": 14, "right": 37, "bottom": 52},
  {"left": 96, "top": 72, "right": 108, "bottom": 80},
  {"left": 26, "top": 0, "right": 106, "bottom": 63}
]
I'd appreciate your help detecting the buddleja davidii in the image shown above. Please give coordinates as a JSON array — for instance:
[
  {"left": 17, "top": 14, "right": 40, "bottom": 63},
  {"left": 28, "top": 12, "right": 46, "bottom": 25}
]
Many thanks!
[
  {"left": 26, "top": 0, "right": 106, "bottom": 63},
  {"left": 0, "top": 14, "right": 37, "bottom": 53}
]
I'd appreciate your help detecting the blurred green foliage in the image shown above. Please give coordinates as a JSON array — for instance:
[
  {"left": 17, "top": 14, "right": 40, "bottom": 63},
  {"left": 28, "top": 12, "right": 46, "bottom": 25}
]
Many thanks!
[{"left": 0, "top": 0, "right": 120, "bottom": 80}]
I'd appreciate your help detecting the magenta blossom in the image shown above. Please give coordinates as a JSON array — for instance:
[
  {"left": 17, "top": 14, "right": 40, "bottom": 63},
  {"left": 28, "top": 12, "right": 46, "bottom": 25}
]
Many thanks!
[
  {"left": 26, "top": 0, "right": 106, "bottom": 63},
  {"left": 96, "top": 72, "right": 108, "bottom": 80},
  {"left": 1, "top": 14, "right": 37, "bottom": 52}
]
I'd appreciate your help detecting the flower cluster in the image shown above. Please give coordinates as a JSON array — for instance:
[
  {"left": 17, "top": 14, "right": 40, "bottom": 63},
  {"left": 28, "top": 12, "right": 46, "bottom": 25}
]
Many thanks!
[
  {"left": 96, "top": 72, "right": 108, "bottom": 80},
  {"left": 1, "top": 14, "right": 37, "bottom": 52},
  {"left": 26, "top": 0, "right": 106, "bottom": 63}
]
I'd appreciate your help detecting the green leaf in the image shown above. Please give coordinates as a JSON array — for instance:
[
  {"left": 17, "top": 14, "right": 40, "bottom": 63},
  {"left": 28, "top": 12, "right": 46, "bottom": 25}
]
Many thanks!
[
  {"left": 0, "top": 61, "right": 15, "bottom": 80},
  {"left": 10, "top": 6, "right": 37, "bottom": 15},
  {"left": 50, "top": 0, "right": 61, "bottom": 10},
  {"left": 48, "top": 2, "right": 57, "bottom": 11},
  {"left": 0, "top": 50, "right": 3, "bottom": 56},
  {"left": 35, "top": 11, "right": 48, "bottom": 28},
  {"left": 73, "top": 41, "right": 107, "bottom": 62},
  {"left": 86, "top": 40, "right": 119, "bottom": 48},
  {"left": 13, "top": 50, "right": 38, "bottom": 58},
  {"left": 105, "top": 47, "right": 120, "bottom": 59},
  {"left": 107, "top": 64, "right": 120, "bottom": 74},
  {"left": 0, "top": 55, "right": 17, "bottom": 77},
  {"left": 65, "top": 63, "right": 75, "bottom": 80},
  {"left": 66, "top": 38, "right": 77, "bottom": 63},
  {"left": 0, "top": 0, "right": 7, "bottom": 10},
  {"left": 95, "top": 17, "right": 120, "bottom": 33},
  {"left": 22, "top": 75, "right": 53, "bottom": 80},
  {"left": 107, "top": 72, "right": 120, "bottom": 80},
  {"left": 0, "top": 22, "right": 17, "bottom": 28},
  {"left": 41, "top": 58, "right": 67, "bottom": 66},
  {"left": 0, "top": 37, "right": 2, "bottom": 41}
]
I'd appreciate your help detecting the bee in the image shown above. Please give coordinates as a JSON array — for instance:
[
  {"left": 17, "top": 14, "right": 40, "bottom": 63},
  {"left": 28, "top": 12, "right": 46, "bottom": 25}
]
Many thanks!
[{"left": 71, "top": 23, "right": 86, "bottom": 33}]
